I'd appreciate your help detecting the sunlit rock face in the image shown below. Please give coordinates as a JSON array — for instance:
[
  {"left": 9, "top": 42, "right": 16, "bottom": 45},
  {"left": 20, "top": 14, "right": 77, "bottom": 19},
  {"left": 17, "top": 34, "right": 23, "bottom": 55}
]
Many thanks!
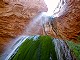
[
  {"left": 0, "top": 0, "right": 47, "bottom": 54},
  {"left": 46, "top": 0, "right": 80, "bottom": 42}
]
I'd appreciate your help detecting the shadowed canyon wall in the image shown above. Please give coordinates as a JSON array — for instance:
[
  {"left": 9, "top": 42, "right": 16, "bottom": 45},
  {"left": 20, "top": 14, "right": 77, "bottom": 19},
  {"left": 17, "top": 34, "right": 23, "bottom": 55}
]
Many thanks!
[{"left": 0, "top": 0, "right": 47, "bottom": 54}]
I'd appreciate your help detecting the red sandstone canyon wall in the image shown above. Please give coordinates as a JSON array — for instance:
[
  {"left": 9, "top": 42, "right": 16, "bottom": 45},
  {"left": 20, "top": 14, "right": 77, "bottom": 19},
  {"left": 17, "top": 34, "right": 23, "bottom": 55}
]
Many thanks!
[
  {"left": 46, "top": 0, "right": 80, "bottom": 42},
  {"left": 0, "top": 0, "right": 47, "bottom": 54}
]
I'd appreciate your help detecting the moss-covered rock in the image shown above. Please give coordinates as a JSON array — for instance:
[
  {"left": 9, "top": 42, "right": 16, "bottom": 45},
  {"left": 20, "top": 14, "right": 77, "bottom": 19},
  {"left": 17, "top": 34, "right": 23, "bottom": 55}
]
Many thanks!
[
  {"left": 66, "top": 41, "right": 80, "bottom": 60},
  {"left": 10, "top": 35, "right": 57, "bottom": 60}
]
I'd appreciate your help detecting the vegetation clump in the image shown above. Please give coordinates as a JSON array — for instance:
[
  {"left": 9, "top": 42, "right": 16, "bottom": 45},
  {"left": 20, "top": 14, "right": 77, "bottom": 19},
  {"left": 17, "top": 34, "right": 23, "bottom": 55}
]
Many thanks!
[
  {"left": 10, "top": 35, "right": 57, "bottom": 60},
  {"left": 66, "top": 41, "right": 80, "bottom": 60}
]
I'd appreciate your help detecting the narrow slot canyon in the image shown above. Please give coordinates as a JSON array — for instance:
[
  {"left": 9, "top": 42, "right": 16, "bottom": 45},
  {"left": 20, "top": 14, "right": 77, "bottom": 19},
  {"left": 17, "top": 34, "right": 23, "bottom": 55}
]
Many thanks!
[{"left": 0, "top": 0, "right": 80, "bottom": 60}]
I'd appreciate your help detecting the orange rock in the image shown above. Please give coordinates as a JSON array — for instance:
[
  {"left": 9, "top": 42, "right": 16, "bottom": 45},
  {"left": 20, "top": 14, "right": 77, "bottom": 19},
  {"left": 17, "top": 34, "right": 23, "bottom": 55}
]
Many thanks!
[
  {"left": 0, "top": 0, "right": 47, "bottom": 54},
  {"left": 47, "top": 0, "right": 80, "bottom": 42}
]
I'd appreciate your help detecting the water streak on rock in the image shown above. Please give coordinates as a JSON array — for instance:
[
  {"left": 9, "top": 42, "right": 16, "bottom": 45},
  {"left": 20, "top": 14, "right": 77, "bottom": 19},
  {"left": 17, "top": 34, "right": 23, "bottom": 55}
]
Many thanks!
[{"left": 53, "top": 38, "right": 73, "bottom": 60}]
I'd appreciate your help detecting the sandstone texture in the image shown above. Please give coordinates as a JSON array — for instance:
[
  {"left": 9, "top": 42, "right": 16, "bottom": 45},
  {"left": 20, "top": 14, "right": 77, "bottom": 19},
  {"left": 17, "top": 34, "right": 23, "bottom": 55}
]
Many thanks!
[
  {"left": 0, "top": 0, "right": 47, "bottom": 54},
  {"left": 46, "top": 0, "right": 80, "bottom": 42}
]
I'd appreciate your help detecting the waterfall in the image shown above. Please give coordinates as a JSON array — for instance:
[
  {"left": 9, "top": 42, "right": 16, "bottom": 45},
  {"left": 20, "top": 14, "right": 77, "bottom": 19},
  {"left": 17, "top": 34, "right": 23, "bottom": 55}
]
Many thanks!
[
  {"left": 0, "top": 35, "right": 73, "bottom": 60},
  {"left": 53, "top": 38, "right": 73, "bottom": 60},
  {"left": 0, "top": 12, "right": 74, "bottom": 60},
  {"left": 23, "top": 12, "right": 50, "bottom": 35}
]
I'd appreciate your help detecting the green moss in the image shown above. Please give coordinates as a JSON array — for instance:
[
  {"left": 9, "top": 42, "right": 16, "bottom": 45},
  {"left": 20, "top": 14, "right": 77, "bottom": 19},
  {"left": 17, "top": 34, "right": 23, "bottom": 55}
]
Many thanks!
[
  {"left": 10, "top": 35, "right": 57, "bottom": 60},
  {"left": 66, "top": 41, "right": 80, "bottom": 60},
  {"left": 77, "top": 36, "right": 80, "bottom": 41}
]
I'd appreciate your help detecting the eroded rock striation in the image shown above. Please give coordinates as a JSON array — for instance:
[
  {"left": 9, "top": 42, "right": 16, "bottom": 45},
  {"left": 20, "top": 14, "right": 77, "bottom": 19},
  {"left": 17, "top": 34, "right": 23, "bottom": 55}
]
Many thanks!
[
  {"left": 46, "top": 0, "right": 80, "bottom": 42},
  {"left": 0, "top": 0, "right": 47, "bottom": 54}
]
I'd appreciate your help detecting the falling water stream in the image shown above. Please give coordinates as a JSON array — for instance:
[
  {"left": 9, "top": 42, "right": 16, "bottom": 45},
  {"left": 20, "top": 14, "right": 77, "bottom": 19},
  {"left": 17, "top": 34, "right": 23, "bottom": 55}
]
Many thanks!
[{"left": 53, "top": 39, "right": 73, "bottom": 60}]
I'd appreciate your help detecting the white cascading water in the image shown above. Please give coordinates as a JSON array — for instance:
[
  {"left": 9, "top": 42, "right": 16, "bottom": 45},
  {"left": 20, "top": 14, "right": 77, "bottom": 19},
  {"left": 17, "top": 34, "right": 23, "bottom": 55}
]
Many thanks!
[{"left": 53, "top": 38, "right": 73, "bottom": 60}]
